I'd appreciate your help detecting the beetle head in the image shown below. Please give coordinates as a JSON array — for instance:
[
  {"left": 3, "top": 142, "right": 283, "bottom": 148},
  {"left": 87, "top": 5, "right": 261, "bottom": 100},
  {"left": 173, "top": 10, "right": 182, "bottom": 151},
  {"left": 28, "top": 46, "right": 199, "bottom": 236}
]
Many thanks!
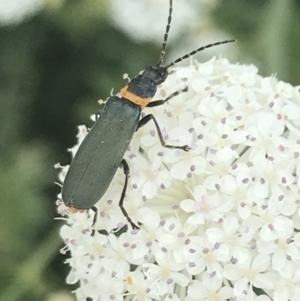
[
  {"left": 127, "top": 66, "right": 169, "bottom": 99},
  {"left": 142, "top": 66, "right": 169, "bottom": 85}
]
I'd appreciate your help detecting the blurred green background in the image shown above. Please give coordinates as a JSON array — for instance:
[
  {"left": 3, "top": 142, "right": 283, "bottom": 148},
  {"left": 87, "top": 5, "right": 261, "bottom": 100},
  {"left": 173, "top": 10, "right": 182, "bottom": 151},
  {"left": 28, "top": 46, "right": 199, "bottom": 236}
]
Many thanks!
[{"left": 0, "top": 0, "right": 298, "bottom": 300}]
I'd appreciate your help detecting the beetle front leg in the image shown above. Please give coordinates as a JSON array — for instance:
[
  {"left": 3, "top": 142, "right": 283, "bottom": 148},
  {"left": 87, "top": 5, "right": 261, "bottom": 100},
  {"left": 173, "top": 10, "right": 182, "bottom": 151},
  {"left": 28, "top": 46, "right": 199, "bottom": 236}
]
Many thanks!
[{"left": 146, "top": 86, "right": 188, "bottom": 108}]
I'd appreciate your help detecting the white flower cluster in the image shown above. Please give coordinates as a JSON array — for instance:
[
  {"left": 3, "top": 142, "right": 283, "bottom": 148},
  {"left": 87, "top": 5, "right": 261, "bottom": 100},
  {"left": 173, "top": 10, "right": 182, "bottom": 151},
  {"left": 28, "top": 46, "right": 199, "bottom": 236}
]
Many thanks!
[
  {"left": 0, "top": 0, "right": 44, "bottom": 25},
  {"left": 57, "top": 57, "right": 300, "bottom": 301}
]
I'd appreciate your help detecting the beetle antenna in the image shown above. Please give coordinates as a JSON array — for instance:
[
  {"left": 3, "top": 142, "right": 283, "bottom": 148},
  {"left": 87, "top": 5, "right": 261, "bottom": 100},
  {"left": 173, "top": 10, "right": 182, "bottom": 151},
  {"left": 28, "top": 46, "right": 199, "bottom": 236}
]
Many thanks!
[
  {"left": 164, "top": 39, "right": 236, "bottom": 70},
  {"left": 157, "top": 0, "right": 173, "bottom": 67}
]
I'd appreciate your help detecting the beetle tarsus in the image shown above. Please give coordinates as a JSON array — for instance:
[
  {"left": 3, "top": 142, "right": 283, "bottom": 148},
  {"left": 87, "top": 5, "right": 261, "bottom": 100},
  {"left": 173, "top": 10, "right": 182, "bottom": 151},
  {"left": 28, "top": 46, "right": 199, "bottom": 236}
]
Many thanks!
[{"left": 165, "top": 144, "right": 190, "bottom": 151}]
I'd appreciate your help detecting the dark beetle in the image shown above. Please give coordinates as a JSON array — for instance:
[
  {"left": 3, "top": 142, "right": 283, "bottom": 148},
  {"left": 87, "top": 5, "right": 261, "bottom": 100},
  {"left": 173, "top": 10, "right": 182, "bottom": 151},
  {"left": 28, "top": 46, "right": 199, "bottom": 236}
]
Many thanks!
[{"left": 61, "top": 0, "right": 235, "bottom": 231}]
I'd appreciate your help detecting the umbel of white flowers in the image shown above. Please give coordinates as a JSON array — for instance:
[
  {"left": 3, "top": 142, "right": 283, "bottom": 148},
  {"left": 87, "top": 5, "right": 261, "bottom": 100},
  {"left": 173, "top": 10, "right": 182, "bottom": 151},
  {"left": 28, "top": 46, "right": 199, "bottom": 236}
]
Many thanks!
[{"left": 57, "top": 57, "right": 300, "bottom": 301}]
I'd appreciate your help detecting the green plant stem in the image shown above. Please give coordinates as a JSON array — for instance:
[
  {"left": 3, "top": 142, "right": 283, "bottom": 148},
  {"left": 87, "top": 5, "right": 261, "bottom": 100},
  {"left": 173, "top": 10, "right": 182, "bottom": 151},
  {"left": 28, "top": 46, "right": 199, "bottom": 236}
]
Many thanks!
[{"left": 261, "top": 0, "right": 293, "bottom": 79}]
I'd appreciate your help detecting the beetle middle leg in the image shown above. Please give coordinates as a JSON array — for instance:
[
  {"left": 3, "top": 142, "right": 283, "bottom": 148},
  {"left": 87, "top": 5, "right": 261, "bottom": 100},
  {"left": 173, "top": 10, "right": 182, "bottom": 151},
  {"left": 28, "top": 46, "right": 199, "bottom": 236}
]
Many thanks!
[
  {"left": 137, "top": 114, "right": 190, "bottom": 151},
  {"left": 139, "top": 87, "right": 190, "bottom": 151},
  {"left": 119, "top": 159, "right": 139, "bottom": 230}
]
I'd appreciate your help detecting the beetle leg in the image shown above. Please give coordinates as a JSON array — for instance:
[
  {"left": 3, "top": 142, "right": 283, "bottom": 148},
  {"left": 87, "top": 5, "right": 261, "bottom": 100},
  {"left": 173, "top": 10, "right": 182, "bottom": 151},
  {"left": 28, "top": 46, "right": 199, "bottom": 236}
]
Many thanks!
[
  {"left": 137, "top": 114, "right": 190, "bottom": 151},
  {"left": 87, "top": 111, "right": 102, "bottom": 133},
  {"left": 119, "top": 159, "right": 140, "bottom": 230},
  {"left": 90, "top": 206, "right": 98, "bottom": 236},
  {"left": 94, "top": 110, "right": 102, "bottom": 121},
  {"left": 146, "top": 86, "right": 188, "bottom": 108}
]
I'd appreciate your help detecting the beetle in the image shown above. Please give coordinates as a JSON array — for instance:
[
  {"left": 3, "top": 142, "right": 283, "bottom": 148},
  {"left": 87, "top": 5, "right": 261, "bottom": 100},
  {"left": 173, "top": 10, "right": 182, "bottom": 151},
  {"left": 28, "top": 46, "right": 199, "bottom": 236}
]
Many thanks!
[{"left": 61, "top": 0, "right": 235, "bottom": 232}]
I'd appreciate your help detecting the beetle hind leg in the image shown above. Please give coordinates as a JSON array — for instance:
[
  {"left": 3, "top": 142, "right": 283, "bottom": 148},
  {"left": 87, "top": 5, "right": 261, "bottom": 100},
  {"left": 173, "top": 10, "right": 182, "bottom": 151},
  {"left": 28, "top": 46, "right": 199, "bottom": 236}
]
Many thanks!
[
  {"left": 89, "top": 206, "right": 98, "bottom": 236},
  {"left": 119, "top": 159, "right": 139, "bottom": 230}
]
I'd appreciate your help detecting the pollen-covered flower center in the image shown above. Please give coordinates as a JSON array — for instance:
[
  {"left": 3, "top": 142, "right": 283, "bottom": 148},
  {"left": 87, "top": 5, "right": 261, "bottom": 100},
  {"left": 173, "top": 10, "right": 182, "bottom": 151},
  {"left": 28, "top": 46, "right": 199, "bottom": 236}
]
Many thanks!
[
  {"left": 207, "top": 290, "right": 221, "bottom": 301},
  {"left": 195, "top": 195, "right": 211, "bottom": 213},
  {"left": 161, "top": 265, "right": 171, "bottom": 279},
  {"left": 144, "top": 169, "right": 158, "bottom": 180},
  {"left": 224, "top": 235, "right": 238, "bottom": 246},
  {"left": 95, "top": 245, "right": 104, "bottom": 254},
  {"left": 212, "top": 111, "right": 227, "bottom": 124},
  {"left": 260, "top": 137, "right": 272, "bottom": 149},
  {"left": 261, "top": 213, "right": 274, "bottom": 224},
  {"left": 216, "top": 163, "right": 230, "bottom": 176},
  {"left": 264, "top": 172, "right": 277, "bottom": 183},
  {"left": 203, "top": 252, "right": 215, "bottom": 264},
  {"left": 172, "top": 104, "right": 186, "bottom": 116},
  {"left": 233, "top": 189, "right": 247, "bottom": 201},
  {"left": 241, "top": 268, "right": 258, "bottom": 280},
  {"left": 274, "top": 239, "right": 288, "bottom": 251}
]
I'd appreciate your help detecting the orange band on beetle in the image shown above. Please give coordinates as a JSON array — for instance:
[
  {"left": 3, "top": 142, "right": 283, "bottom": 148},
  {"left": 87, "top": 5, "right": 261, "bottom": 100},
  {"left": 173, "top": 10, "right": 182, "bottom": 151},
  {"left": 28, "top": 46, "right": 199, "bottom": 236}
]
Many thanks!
[
  {"left": 68, "top": 206, "right": 86, "bottom": 213},
  {"left": 120, "top": 86, "right": 152, "bottom": 109}
]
